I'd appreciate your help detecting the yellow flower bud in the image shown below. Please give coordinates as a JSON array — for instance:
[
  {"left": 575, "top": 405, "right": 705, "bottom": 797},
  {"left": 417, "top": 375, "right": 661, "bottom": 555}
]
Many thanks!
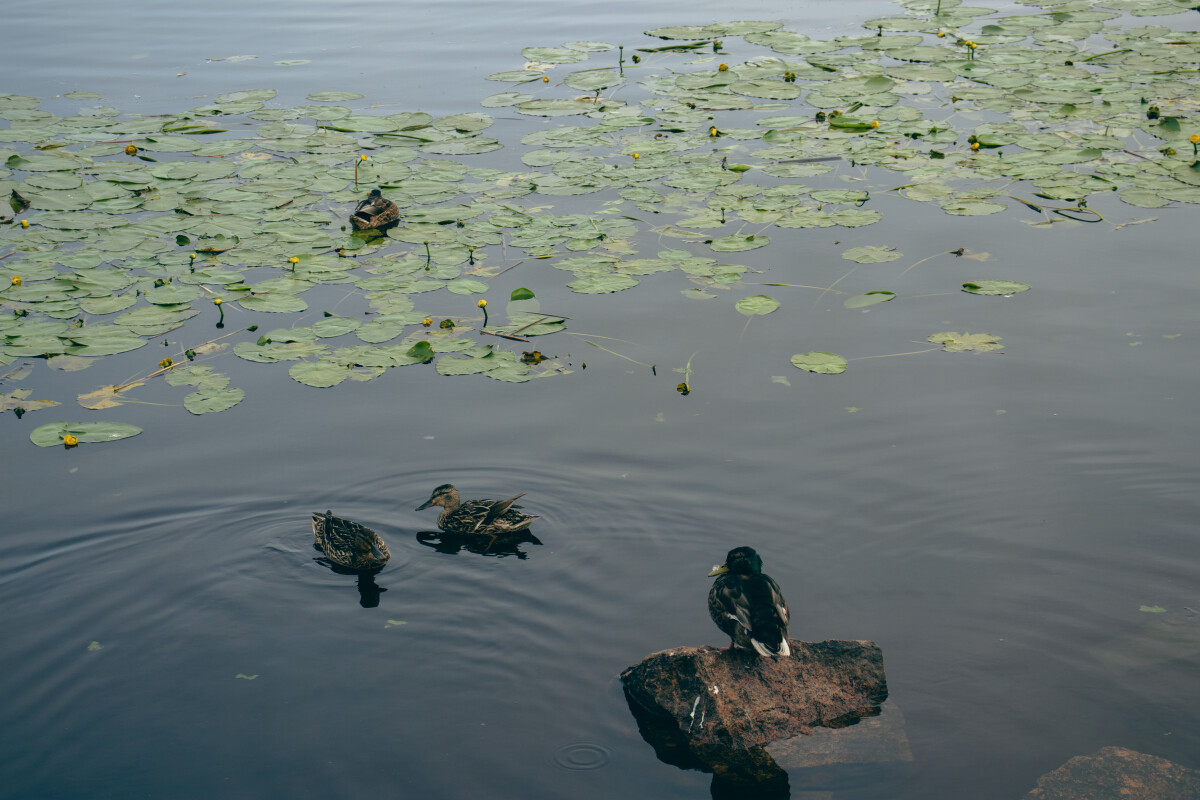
[
  {"left": 288, "top": 257, "right": 300, "bottom": 264},
  {"left": 717, "top": 63, "right": 729, "bottom": 72},
  {"left": 422, "top": 317, "right": 433, "bottom": 327},
  {"left": 21, "top": 220, "right": 29, "bottom": 228},
  {"left": 189, "top": 253, "right": 197, "bottom": 260},
  {"left": 542, "top": 76, "right": 550, "bottom": 83},
  {"left": 709, "top": 126, "right": 718, "bottom": 137},
  {"left": 360, "top": 154, "right": 368, "bottom": 161},
  {"left": 1191, "top": 134, "right": 1200, "bottom": 144},
  {"left": 871, "top": 120, "right": 880, "bottom": 129},
  {"left": 213, "top": 297, "right": 223, "bottom": 306},
  {"left": 632, "top": 152, "right": 640, "bottom": 159},
  {"left": 159, "top": 358, "right": 174, "bottom": 369},
  {"left": 63, "top": 434, "right": 79, "bottom": 446},
  {"left": 11, "top": 276, "right": 21, "bottom": 286},
  {"left": 966, "top": 41, "right": 976, "bottom": 48},
  {"left": 937, "top": 31, "right": 946, "bottom": 37},
  {"left": 477, "top": 299, "right": 487, "bottom": 308},
  {"left": 970, "top": 141, "right": 980, "bottom": 150},
  {"left": 125, "top": 144, "right": 138, "bottom": 156}
]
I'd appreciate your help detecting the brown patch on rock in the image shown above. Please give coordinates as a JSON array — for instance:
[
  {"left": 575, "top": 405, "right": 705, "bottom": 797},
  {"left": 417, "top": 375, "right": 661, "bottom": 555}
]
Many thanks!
[
  {"left": 1023, "top": 746, "right": 1200, "bottom": 800},
  {"left": 621, "top": 639, "right": 887, "bottom": 789}
]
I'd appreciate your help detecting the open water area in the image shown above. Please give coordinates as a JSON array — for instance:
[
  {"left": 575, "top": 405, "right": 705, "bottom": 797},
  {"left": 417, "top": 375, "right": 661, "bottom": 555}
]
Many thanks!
[{"left": 2, "top": 0, "right": 1198, "bottom": 798}]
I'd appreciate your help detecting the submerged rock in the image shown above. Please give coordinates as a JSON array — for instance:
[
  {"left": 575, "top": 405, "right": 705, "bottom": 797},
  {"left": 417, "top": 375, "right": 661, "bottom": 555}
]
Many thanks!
[
  {"left": 1023, "top": 746, "right": 1200, "bottom": 800},
  {"left": 620, "top": 639, "right": 888, "bottom": 789}
]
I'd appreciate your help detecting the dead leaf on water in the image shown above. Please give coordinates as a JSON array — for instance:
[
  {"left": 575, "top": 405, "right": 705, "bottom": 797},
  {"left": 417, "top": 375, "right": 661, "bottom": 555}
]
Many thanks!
[
  {"left": 78, "top": 383, "right": 144, "bottom": 410},
  {"left": 1, "top": 389, "right": 59, "bottom": 413},
  {"left": 927, "top": 332, "right": 1003, "bottom": 353}
]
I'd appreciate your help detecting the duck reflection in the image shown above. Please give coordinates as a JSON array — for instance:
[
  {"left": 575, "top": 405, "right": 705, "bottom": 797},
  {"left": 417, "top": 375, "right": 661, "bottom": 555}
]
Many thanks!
[
  {"left": 312, "top": 554, "right": 389, "bottom": 608},
  {"left": 415, "top": 529, "right": 542, "bottom": 559}
]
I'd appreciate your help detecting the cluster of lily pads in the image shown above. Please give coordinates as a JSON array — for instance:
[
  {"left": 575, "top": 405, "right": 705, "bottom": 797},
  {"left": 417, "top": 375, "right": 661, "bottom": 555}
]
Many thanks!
[{"left": 2, "top": 0, "right": 1199, "bottom": 444}]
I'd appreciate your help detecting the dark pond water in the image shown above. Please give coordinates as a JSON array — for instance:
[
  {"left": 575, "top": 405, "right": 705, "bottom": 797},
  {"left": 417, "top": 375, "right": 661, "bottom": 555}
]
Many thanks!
[{"left": 4, "top": 1, "right": 1200, "bottom": 798}]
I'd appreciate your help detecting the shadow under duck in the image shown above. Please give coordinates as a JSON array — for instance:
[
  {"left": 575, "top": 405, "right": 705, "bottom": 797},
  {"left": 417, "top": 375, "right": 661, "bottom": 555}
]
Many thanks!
[
  {"left": 416, "top": 484, "right": 540, "bottom": 540},
  {"left": 311, "top": 510, "right": 391, "bottom": 571},
  {"left": 708, "top": 546, "right": 791, "bottom": 657},
  {"left": 350, "top": 188, "right": 400, "bottom": 230}
]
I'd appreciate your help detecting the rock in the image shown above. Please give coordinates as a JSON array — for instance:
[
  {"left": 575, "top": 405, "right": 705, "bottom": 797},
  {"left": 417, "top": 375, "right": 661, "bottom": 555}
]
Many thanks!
[
  {"left": 620, "top": 639, "right": 888, "bottom": 790},
  {"left": 1023, "top": 746, "right": 1200, "bottom": 800}
]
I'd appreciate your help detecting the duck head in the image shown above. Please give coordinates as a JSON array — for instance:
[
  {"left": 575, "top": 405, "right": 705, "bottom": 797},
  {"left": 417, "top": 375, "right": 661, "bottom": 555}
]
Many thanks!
[
  {"left": 416, "top": 484, "right": 459, "bottom": 510},
  {"left": 708, "top": 546, "right": 763, "bottom": 577}
]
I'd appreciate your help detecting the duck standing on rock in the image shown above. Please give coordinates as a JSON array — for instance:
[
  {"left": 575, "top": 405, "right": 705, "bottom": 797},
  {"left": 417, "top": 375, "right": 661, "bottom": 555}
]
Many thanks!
[
  {"left": 311, "top": 510, "right": 391, "bottom": 571},
  {"left": 416, "top": 484, "right": 540, "bottom": 539},
  {"left": 708, "top": 546, "right": 791, "bottom": 657},
  {"left": 349, "top": 188, "right": 400, "bottom": 230}
]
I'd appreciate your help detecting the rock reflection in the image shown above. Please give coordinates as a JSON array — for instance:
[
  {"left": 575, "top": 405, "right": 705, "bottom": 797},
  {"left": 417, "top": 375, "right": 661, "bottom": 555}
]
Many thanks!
[{"left": 414, "top": 529, "right": 542, "bottom": 559}]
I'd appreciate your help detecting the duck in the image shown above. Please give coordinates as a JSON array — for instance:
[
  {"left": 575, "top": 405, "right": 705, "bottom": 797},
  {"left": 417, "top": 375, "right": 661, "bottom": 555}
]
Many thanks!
[
  {"left": 416, "top": 484, "right": 540, "bottom": 538},
  {"left": 349, "top": 188, "right": 400, "bottom": 230},
  {"left": 311, "top": 510, "right": 391, "bottom": 571},
  {"left": 708, "top": 546, "right": 791, "bottom": 657}
]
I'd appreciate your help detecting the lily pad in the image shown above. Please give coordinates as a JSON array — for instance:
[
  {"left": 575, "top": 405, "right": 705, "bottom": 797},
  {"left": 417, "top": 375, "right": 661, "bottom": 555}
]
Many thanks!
[
  {"left": 790, "top": 352, "right": 848, "bottom": 374},
  {"left": 735, "top": 295, "right": 781, "bottom": 316},
  {"left": 927, "top": 331, "right": 1004, "bottom": 352},
  {"left": 962, "top": 280, "right": 1030, "bottom": 295},
  {"left": 29, "top": 420, "right": 143, "bottom": 447}
]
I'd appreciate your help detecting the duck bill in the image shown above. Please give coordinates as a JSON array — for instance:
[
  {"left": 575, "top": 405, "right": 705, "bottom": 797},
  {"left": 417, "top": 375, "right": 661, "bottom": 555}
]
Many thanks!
[
  {"left": 707, "top": 564, "right": 729, "bottom": 577},
  {"left": 416, "top": 499, "right": 434, "bottom": 510}
]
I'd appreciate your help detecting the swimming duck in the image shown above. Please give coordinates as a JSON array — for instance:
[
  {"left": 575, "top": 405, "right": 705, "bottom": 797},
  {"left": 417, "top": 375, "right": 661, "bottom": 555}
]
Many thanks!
[
  {"left": 350, "top": 188, "right": 400, "bottom": 230},
  {"left": 416, "top": 484, "right": 540, "bottom": 537},
  {"left": 708, "top": 546, "right": 791, "bottom": 657},
  {"left": 311, "top": 510, "right": 391, "bottom": 571}
]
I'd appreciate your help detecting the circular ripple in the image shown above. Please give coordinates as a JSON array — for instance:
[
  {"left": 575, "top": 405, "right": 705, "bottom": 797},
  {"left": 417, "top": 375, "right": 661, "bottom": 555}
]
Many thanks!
[{"left": 553, "top": 743, "right": 611, "bottom": 771}]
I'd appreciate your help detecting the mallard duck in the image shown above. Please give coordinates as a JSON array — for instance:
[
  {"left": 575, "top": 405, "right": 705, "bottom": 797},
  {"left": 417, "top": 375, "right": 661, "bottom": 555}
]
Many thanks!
[
  {"left": 708, "top": 546, "right": 791, "bottom": 657},
  {"left": 416, "top": 484, "right": 540, "bottom": 537},
  {"left": 311, "top": 510, "right": 391, "bottom": 571},
  {"left": 349, "top": 188, "right": 400, "bottom": 230}
]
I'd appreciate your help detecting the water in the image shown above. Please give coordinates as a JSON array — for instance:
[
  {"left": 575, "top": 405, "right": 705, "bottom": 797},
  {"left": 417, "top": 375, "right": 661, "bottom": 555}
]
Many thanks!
[{"left": 4, "top": 1, "right": 1200, "bottom": 798}]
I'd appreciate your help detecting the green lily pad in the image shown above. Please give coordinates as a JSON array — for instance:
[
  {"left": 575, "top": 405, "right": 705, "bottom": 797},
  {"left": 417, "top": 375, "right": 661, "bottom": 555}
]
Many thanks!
[
  {"left": 289, "top": 361, "right": 349, "bottom": 388},
  {"left": 710, "top": 234, "right": 771, "bottom": 252},
  {"left": 29, "top": 420, "right": 143, "bottom": 447},
  {"left": 735, "top": 295, "right": 781, "bottom": 315},
  {"left": 183, "top": 386, "right": 245, "bottom": 414},
  {"left": 841, "top": 246, "right": 902, "bottom": 263},
  {"left": 962, "top": 280, "right": 1030, "bottom": 295},
  {"left": 790, "top": 352, "right": 848, "bottom": 374},
  {"left": 927, "top": 331, "right": 1004, "bottom": 352},
  {"left": 844, "top": 291, "right": 896, "bottom": 308}
]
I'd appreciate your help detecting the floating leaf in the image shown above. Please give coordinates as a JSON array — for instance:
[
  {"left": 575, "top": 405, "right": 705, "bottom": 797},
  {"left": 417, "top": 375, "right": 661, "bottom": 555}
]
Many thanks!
[
  {"left": 790, "top": 352, "right": 847, "bottom": 374},
  {"left": 927, "top": 332, "right": 1004, "bottom": 353},
  {"left": 841, "top": 246, "right": 901, "bottom": 264},
  {"left": 1139, "top": 605, "right": 1167, "bottom": 614},
  {"left": 710, "top": 234, "right": 770, "bottom": 252},
  {"left": 510, "top": 287, "right": 536, "bottom": 301},
  {"left": 406, "top": 341, "right": 435, "bottom": 363},
  {"left": 962, "top": 280, "right": 1030, "bottom": 296},
  {"left": 735, "top": 295, "right": 780, "bottom": 316},
  {"left": 844, "top": 291, "right": 895, "bottom": 308},
  {"left": 29, "top": 420, "right": 143, "bottom": 447},
  {"left": 183, "top": 386, "right": 245, "bottom": 414}
]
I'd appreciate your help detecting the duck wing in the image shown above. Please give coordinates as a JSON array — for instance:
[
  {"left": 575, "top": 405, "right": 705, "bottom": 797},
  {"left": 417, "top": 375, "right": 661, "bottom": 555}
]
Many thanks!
[{"left": 473, "top": 492, "right": 527, "bottom": 532}]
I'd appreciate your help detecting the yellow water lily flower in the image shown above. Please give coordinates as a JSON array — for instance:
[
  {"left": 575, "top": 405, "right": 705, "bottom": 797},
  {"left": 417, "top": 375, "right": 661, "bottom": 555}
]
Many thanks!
[
  {"left": 159, "top": 357, "right": 174, "bottom": 369},
  {"left": 632, "top": 152, "right": 640, "bottom": 159},
  {"left": 124, "top": 144, "right": 138, "bottom": 156},
  {"left": 63, "top": 434, "right": 79, "bottom": 446},
  {"left": 871, "top": 120, "right": 880, "bottom": 129},
  {"left": 717, "top": 63, "right": 729, "bottom": 72},
  {"left": 477, "top": 299, "right": 487, "bottom": 308},
  {"left": 542, "top": 76, "right": 550, "bottom": 83},
  {"left": 288, "top": 256, "right": 299, "bottom": 264},
  {"left": 1191, "top": 134, "right": 1200, "bottom": 144},
  {"left": 213, "top": 297, "right": 223, "bottom": 305},
  {"left": 11, "top": 276, "right": 21, "bottom": 286},
  {"left": 21, "top": 220, "right": 29, "bottom": 228},
  {"left": 360, "top": 154, "right": 368, "bottom": 161},
  {"left": 422, "top": 317, "right": 433, "bottom": 327}
]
